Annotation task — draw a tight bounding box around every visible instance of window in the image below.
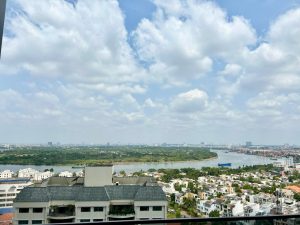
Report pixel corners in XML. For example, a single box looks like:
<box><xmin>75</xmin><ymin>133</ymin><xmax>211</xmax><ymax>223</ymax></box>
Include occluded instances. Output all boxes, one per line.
<box><xmin>33</xmin><ymin>208</ymin><xmax>43</xmax><ymax>213</ymax></box>
<box><xmin>140</xmin><ymin>206</ymin><xmax>149</xmax><ymax>211</ymax></box>
<box><xmin>6</xmin><ymin>203</ymin><xmax>13</xmax><ymax>206</ymax></box>
<box><xmin>153</xmin><ymin>206</ymin><xmax>162</xmax><ymax>211</ymax></box>
<box><xmin>0</xmin><ymin>194</ymin><xmax>6</xmax><ymax>197</ymax></box>
<box><xmin>81</xmin><ymin>207</ymin><xmax>91</xmax><ymax>212</ymax></box>
<box><xmin>93</xmin><ymin>219</ymin><xmax>103</xmax><ymax>222</ymax></box>
<box><xmin>80</xmin><ymin>219</ymin><xmax>90</xmax><ymax>222</ymax></box>
<box><xmin>94</xmin><ymin>207</ymin><xmax>103</xmax><ymax>212</ymax></box>
<box><xmin>32</xmin><ymin>220</ymin><xmax>43</xmax><ymax>224</ymax></box>
<box><xmin>0</xmin><ymin>204</ymin><xmax>5</xmax><ymax>207</ymax></box>
<box><xmin>18</xmin><ymin>221</ymin><xmax>28</xmax><ymax>225</ymax></box>
<box><xmin>7</xmin><ymin>193</ymin><xmax>15</xmax><ymax>196</ymax></box>
<box><xmin>19</xmin><ymin>208</ymin><xmax>29</xmax><ymax>213</ymax></box>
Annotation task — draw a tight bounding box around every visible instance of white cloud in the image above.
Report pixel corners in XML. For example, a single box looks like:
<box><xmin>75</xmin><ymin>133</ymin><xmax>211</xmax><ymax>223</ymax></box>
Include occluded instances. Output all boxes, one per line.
<box><xmin>1</xmin><ymin>0</ymin><xmax>144</xmax><ymax>84</ymax></box>
<box><xmin>219</xmin><ymin>64</ymin><xmax>242</xmax><ymax>77</ymax></box>
<box><xmin>133</xmin><ymin>0</ymin><xmax>256</xmax><ymax>85</ymax></box>
<box><xmin>228</xmin><ymin>8</ymin><xmax>300</xmax><ymax>94</ymax></box>
<box><xmin>171</xmin><ymin>89</ymin><xmax>208</xmax><ymax>113</ymax></box>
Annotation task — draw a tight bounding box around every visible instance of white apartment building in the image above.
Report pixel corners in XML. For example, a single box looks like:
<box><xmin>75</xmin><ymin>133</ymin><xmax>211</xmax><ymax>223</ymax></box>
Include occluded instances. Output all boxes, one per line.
<box><xmin>13</xmin><ymin>165</ymin><xmax>167</xmax><ymax>225</ymax></box>
<box><xmin>58</xmin><ymin>171</ymin><xmax>73</xmax><ymax>177</ymax></box>
<box><xmin>0</xmin><ymin>170</ymin><xmax>14</xmax><ymax>179</ymax></box>
<box><xmin>0</xmin><ymin>178</ymin><xmax>33</xmax><ymax>215</ymax></box>
<box><xmin>34</xmin><ymin>171</ymin><xmax>54</xmax><ymax>181</ymax></box>
<box><xmin>18</xmin><ymin>168</ymin><xmax>53</xmax><ymax>181</ymax></box>
<box><xmin>18</xmin><ymin>168</ymin><xmax>39</xmax><ymax>178</ymax></box>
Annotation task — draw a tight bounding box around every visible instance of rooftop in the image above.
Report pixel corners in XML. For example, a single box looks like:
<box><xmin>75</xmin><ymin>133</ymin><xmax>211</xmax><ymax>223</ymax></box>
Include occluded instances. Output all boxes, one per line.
<box><xmin>15</xmin><ymin>185</ymin><xmax>167</xmax><ymax>203</ymax></box>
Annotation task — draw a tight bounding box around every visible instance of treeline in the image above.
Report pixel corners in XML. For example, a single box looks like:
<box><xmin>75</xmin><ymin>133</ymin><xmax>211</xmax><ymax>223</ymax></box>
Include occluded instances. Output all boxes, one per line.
<box><xmin>0</xmin><ymin>146</ymin><xmax>217</xmax><ymax>165</ymax></box>
<box><xmin>156</xmin><ymin>164</ymin><xmax>275</xmax><ymax>182</ymax></box>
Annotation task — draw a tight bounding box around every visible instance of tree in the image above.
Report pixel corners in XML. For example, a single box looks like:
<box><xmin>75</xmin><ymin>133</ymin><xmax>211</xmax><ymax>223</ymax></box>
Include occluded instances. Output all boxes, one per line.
<box><xmin>119</xmin><ymin>170</ymin><xmax>126</xmax><ymax>176</ymax></box>
<box><xmin>170</xmin><ymin>193</ymin><xmax>175</xmax><ymax>203</ymax></box>
<box><xmin>175</xmin><ymin>210</ymin><xmax>181</xmax><ymax>218</ymax></box>
<box><xmin>294</xmin><ymin>193</ymin><xmax>300</xmax><ymax>202</ymax></box>
<box><xmin>209</xmin><ymin>210</ymin><xmax>220</xmax><ymax>217</ymax></box>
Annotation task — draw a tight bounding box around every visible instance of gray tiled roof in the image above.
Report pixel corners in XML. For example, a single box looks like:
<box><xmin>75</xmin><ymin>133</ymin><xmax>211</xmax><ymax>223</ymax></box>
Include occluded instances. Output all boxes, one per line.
<box><xmin>113</xmin><ymin>177</ymin><xmax>157</xmax><ymax>186</ymax></box>
<box><xmin>77</xmin><ymin>187</ymin><xmax>109</xmax><ymax>201</ymax></box>
<box><xmin>14</xmin><ymin>187</ymin><xmax>49</xmax><ymax>202</ymax></box>
<box><xmin>15</xmin><ymin>185</ymin><xmax>166</xmax><ymax>203</ymax></box>
<box><xmin>47</xmin><ymin>186</ymin><xmax>78</xmax><ymax>201</ymax></box>
<box><xmin>134</xmin><ymin>186</ymin><xmax>167</xmax><ymax>201</ymax></box>
<box><xmin>105</xmin><ymin>185</ymin><xmax>140</xmax><ymax>200</ymax></box>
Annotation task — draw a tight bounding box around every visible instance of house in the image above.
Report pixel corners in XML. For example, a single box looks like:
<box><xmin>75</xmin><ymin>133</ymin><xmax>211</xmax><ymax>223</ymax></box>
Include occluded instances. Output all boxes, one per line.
<box><xmin>197</xmin><ymin>200</ymin><xmax>217</xmax><ymax>216</ymax></box>
<box><xmin>0</xmin><ymin>170</ymin><xmax>14</xmax><ymax>179</ymax></box>
<box><xmin>18</xmin><ymin>168</ymin><xmax>39</xmax><ymax>178</ymax></box>
<box><xmin>223</xmin><ymin>200</ymin><xmax>244</xmax><ymax>217</ymax></box>
<box><xmin>58</xmin><ymin>171</ymin><xmax>73</xmax><ymax>178</ymax></box>
<box><xmin>244</xmin><ymin>203</ymin><xmax>260</xmax><ymax>216</ymax></box>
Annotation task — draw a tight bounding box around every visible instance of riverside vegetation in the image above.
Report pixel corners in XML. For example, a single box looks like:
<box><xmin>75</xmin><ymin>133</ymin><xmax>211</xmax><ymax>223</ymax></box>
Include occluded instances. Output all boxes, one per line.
<box><xmin>0</xmin><ymin>146</ymin><xmax>217</xmax><ymax>165</ymax></box>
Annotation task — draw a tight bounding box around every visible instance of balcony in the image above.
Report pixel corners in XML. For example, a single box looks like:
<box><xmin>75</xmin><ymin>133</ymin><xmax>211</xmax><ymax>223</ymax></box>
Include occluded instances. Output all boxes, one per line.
<box><xmin>43</xmin><ymin>214</ymin><xmax>300</xmax><ymax>225</ymax></box>
<box><xmin>47</xmin><ymin>205</ymin><xmax>75</xmax><ymax>220</ymax></box>
<box><xmin>108</xmin><ymin>205</ymin><xmax>135</xmax><ymax>220</ymax></box>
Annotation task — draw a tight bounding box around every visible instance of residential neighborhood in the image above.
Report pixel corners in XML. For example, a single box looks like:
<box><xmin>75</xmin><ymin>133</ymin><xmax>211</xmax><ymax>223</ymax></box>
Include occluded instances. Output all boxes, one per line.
<box><xmin>153</xmin><ymin>162</ymin><xmax>300</xmax><ymax>218</ymax></box>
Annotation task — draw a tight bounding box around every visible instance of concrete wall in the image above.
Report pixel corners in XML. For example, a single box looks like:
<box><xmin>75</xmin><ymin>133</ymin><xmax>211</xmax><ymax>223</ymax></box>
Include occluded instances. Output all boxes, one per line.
<box><xmin>13</xmin><ymin>202</ymin><xmax>48</xmax><ymax>225</ymax></box>
<box><xmin>134</xmin><ymin>201</ymin><xmax>167</xmax><ymax>220</ymax></box>
<box><xmin>75</xmin><ymin>201</ymin><xmax>109</xmax><ymax>222</ymax></box>
<box><xmin>84</xmin><ymin>166</ymin><xmax>113</xmax><ymax>187</ymax></box>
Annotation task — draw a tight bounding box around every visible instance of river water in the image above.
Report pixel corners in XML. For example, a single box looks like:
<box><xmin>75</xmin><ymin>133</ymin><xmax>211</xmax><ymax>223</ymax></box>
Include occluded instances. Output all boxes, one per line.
<box><xmin>0</xmin><ymin>150</ymin><xmax>272</xmax><ymax>173</ymax></box>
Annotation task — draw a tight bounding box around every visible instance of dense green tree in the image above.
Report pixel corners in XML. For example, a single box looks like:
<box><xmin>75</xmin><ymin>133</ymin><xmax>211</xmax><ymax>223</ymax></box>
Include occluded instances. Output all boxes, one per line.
<box><xmin>209</xmin><ymin>210</ymin><xmax>220</xmax><ymax>217</ymax></box>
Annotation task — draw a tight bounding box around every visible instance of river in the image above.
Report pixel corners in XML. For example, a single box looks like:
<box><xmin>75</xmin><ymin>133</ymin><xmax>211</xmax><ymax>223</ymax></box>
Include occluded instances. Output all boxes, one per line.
<box><xmin>0</xmin><ymin>150</ymin><xmax>272</xmax><ymax>173</ymax></box>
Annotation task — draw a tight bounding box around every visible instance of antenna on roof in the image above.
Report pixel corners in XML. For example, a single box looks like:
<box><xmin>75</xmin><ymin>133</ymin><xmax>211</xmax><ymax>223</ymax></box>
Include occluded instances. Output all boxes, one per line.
<box><xmin>0</xmin><ymin>0</ymin><xmax>7</xmax><ymax>59</ymax></box>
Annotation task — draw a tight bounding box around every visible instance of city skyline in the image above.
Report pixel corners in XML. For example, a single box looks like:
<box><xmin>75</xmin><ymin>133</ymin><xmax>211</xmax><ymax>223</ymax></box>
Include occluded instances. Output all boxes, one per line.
<box><xmin>1</xmin><ymin>0</ymin><xmax>300</xmax><ymax>144</ymax></box>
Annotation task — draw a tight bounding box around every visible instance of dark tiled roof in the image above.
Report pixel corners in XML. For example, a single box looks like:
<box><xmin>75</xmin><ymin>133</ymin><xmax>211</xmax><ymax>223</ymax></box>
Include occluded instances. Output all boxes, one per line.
<box><xmin>77</xmin><ymin>187</ymin><xmax>109</xmax><ymax>201</ymax></box>
<box><xmin>14</xmin><ymin>187</ymin><xmax>49</xmax><ymax>202</ymax></box>
<box><xmin>113</xmin><ymin>177</ymin><xmax>157</xmax><ymax>186</ymax></box>
<box><xmin>134</xmin><ymin>186</ymin><xmax>167</xmax><ymax>201</ymax></box>
<box><xmin>15</xmin><ymin>185</ymin><xmax>166</xmax><ymax>203</ymax></box>
<box><xmin>47</xmin><ymin>186</ymin><xmax>78</xmax><ymax>201</ymax></box>
<box><xmin>105</xmin><ymin>185</ymin><xmax>140</xmax><ymax>200</ymax></box>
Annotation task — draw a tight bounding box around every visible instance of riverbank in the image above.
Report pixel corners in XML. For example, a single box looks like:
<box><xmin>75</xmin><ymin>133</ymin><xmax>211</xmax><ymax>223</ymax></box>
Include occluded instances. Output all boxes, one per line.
<box><xmin>0</xmin><ymin>146</ymin><xmax>217</xmax><ymax>166</ymax></box>
<box><xmin>0</xmin><ymin>150</ymin><xmax>273</xmax><ymax>173</ymax></box>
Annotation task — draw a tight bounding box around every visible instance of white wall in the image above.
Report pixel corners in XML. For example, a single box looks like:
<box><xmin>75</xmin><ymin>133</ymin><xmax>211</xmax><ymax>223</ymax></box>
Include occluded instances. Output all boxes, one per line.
<box><xmin>84</xmin><ymin>166</ymin><xmax>113</xmax><ymax>187</ymax></box>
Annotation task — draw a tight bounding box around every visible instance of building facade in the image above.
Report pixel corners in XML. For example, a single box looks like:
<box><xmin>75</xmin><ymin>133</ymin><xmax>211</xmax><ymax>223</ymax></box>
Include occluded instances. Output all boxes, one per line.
<box><xmin>13</xmin><ymin>166</ymin><xmax>167</xmax><ymax>224</ymax></box>
<box><xmin>0</xmin><ymin>178</ymin><xmax>32</xmax><ymax>215</ymax></box>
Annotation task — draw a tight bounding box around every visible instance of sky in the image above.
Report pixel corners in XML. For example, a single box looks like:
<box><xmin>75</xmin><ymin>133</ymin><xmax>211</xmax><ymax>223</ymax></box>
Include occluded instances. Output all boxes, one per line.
<box><xmin>1</xmin><ymin>0</ymin><xmax>300</xmax><ymax>145</ymax></box>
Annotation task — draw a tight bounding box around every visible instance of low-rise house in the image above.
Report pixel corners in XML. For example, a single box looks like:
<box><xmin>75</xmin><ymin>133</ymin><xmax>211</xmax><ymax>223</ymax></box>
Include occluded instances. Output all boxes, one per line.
<box><xmin>59</xmin><ymin>171</ymin><xmax>73</xmax><ymax>178</ymax></box>
<box><xmin>175</xmin><ymin>193</ymin><xmax>184</xmax><ymax>205</ymax></box>
<box><xmin>0</xmin><ymin>170</ymin><xmax>14</xmax><ymax>179</ymax></box>
<box><xmin>198</xmin><ymin>191</ymin><xmax>208</xmax><ymax>200</ymax></box>
<box><xmin>18</xmin><ymin>168</ymin><xmax>39</xmax><ymax>178</ymax></box>
<box><xmin>244</xmin><ymin>203</ymin><xmax>260</xmax><ymax>216</ymax></box>
<box><xmin>34</xmin><ymin>171</ymin><xmax>54</xmax><ymax>181</ymax></box>
<box><xmin>197</xmin><ymin>200</ymin><xmax>217</xmax><ymax>216</ymax></box>
<box><xmin>256</xmin><ymin>203</ymin><xmax>275</xmax><ymax>215</ymax></box>
<box><xmin>223</xmin><ymin>200</ymin><xmax>244</xmax><ymax>217</ymax></box>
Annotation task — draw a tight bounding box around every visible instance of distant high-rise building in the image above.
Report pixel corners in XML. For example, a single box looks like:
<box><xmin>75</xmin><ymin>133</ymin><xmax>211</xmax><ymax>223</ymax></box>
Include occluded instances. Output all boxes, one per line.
<box><xmin>245</xmin><ymin>141</ymin><xmax>252</xmax><ymax>147</ymax></box>
<box><xmin>47</xmin><ymin>142</ymin><xmax>53</xmax><ymax>146</ymax></box>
